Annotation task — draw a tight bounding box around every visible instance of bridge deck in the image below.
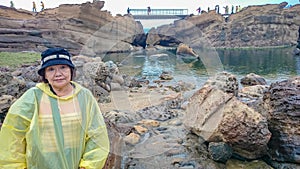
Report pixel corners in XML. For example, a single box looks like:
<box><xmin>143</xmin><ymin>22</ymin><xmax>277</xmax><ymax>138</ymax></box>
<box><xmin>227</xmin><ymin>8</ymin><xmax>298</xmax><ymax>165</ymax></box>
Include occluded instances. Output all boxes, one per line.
<box><xmin>130</xmin><ymin>8</ymin><xmax>188</xmax><ymax>15</ymax></box>
<box><xmin>133</xmin><ymin>15</ymin><xmax>188</xmax><ymax>20</ymax></box>
<box><xmin>130</xmin><ymin>8</ymin><xmax>230</xmax><ymax>20</ymax></box>
<box><xmin>130</xmin><ymin>8</ymin><xmax>189</xmax><ymax>19</ymax></box>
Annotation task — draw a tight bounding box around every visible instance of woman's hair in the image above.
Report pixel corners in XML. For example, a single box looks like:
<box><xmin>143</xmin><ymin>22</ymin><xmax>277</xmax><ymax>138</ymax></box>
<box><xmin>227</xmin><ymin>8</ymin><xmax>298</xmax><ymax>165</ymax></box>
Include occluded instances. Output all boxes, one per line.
<box><xmin>40</xmin><ymin>66</ymin><xmax>76</xmax><ymax>83</ymax></box>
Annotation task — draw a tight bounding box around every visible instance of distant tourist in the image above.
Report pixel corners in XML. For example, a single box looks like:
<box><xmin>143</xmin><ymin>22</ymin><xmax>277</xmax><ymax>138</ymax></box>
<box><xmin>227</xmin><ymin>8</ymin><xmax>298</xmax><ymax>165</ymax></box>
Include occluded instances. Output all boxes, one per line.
<box><xmin>41</xmin><ymin>1</ymin><xmax>44</xmax><ymax>11</ymax></box>
<box><xmin>127</xmin><ymin>7</ymin><xmax>130</xmax><ymax>14</ymax></box>
<box><xmin>231</xmin><ymin>5</ymin><xmax>234</xmax><ymax>14</ymax></box>
<box><xmin>147</xmin><ymin>6</ymin><xmax>151</xmax><ymax>15</ymax></box>
<box><xmin>215</xmin><ymin>5</ymin><xmax>220</xmax><ymax>14</ymax></box>
<box><xmin>223</xmin><ymin>5</ymin><xmax>229</xmax><ymax>14</ymax></box>
<box><xmin>236</xmin><ymin>5</ymin><xmax>239</xmax><ymax>13</ymax></box>
<box><xmin>196</xmin><ymin>7</ymin><xmax>201</xmax><ymax>15</ymax></box>
<box><xmin>10</xmin><ymin>1</ymin><xmax>14</xmax><ymax>8</ymax></box>
<box><xmin>32</xmin><ymin>1</ymin><xmax>37</xmax><ymax>12</ymax></box>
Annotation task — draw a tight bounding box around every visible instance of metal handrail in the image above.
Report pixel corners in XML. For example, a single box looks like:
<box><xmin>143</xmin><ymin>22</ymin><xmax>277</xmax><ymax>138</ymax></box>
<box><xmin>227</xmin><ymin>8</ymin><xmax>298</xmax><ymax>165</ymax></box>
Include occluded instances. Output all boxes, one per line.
<box><xmin>129</xmin><ymin>9</ymin><xmax>189</xmax><ymax>15</ymax></box>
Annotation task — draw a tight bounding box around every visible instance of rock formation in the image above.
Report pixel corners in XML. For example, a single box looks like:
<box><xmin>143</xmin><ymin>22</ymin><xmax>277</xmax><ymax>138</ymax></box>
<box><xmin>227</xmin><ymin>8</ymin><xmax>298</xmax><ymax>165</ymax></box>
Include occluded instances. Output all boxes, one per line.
<box><xmin>265</xmin><ymin>77</ymin><xmax>300</xmax><ymax>163</ymax></box>
<box><xmin>184</xmin><ymin>79</ymin><xmax>271</xmax><ymax>159</ymax></box>
<box><xmin>0</xmin><ymin>1</ymin><xmax>145</xmax><ymax>55</ymax></box>
<box><xmin>147</xmin><ymin>2</ymin><xmax>300</xmax><ymax>51</ymax></box>
<box><xmin>0</xmin><ymin>2</ymin><xmax>299</xmax><ymax>55</ymax></box>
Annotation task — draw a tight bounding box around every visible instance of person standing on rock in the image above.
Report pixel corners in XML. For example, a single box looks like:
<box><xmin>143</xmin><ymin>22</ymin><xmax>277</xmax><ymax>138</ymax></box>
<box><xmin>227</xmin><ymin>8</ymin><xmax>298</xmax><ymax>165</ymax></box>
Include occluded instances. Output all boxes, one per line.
<box><xmin>10</xmin><ymin>1</ymin><xmax>14</xmax><ymax>8</ymax></box>
<box><xmin>0</xmin><ymin>47</ymin><xmax>110</xmax><ymax>169</ymax></box>
<box><xmin>196</xmin><ymin>7</ymin><xmax>201</xmax><ymax>15</ymax></box>
<box><xmin>41</xmin><ymin>1</ymin><xmax>44</xmax><ymax>11</ymax></box>
<box><xmin>147</xmin><ymin>6</ymin><xmax>151</xmax><ymax>15</ymax></box>
<box><xmin>127</xmin><ymin>7</ymin><xmax>131</xmax><ymax>14</ymax></box>
<box><xmin>32</xmin><ymin>1</ymin><xmax>37</xmax><ymax>12</ymax></box>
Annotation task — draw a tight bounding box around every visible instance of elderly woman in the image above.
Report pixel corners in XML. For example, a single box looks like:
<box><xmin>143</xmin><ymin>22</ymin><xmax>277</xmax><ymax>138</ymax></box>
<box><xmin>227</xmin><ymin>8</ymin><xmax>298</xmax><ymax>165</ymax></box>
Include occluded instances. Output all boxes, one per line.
<box><xmin>0</xmin><ymin>47</ymin><xmax>110</xmax><ymax>169</ymax></box>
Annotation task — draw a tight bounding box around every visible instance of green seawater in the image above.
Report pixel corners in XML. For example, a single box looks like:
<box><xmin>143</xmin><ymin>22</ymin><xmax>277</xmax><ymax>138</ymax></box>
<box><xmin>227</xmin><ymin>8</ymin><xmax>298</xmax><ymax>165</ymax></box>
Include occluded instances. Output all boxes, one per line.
<box><xmin>102</xmin><ymin>47</ymin><xmax>299</xmax><ymax>86</ymax></box>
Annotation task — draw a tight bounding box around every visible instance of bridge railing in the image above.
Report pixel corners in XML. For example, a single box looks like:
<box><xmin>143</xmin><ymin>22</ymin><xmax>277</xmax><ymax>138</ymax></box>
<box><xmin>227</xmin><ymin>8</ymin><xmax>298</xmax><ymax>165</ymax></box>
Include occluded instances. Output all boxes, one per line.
<box><xmin>129</xmin><ymin>9</ymin><xmax>189</xmax><ymax>15</ymax></box>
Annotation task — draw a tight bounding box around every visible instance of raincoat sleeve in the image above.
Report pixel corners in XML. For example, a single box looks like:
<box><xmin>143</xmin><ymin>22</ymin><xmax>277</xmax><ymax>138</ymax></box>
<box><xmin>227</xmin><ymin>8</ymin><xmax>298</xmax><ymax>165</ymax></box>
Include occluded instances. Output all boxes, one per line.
<box><xmin>79</xmin><ymin>91</ymin><xmax>110</xmax><ymax>169</ymax></box>
<box><xmin>0</xmin><ymin>88</ymin><xmax>37</xmax><ymax>169</ymax></box>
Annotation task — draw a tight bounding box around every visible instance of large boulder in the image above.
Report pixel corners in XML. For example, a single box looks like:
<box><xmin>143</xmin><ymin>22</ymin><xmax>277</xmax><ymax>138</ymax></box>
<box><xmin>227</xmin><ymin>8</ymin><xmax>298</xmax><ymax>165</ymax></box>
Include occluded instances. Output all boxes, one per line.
<box><xmin>184</xmin><ymin>85</ymin><xmax>271</xmax><ymax>159</ymax></box>
<box><xmin>240</xmin><ymin>73</ymin><xmax>267</xmax><ymax>86</ymax></box>
<box><xmin>265</xmin><ymin>76</ymin><xmax>300</xmax><ymax>163</ymax></box>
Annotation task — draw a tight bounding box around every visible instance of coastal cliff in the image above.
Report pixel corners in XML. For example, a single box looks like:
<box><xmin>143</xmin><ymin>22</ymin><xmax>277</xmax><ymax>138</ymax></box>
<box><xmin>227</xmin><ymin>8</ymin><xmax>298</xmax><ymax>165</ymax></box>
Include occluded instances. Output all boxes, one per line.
<box><xmin>0</xmin><ymin>2</ymin><xmax>299</xmax><ymax>55</ymax></box>
<box><xmin>147</xmin><ymin>2</ymin><xmax>300</xmax><ymax>49</ymax></box>
<box><xmin>0</xmin><ymin>1</ymin><xmax>145</xmax><ymax>55</ymax></box>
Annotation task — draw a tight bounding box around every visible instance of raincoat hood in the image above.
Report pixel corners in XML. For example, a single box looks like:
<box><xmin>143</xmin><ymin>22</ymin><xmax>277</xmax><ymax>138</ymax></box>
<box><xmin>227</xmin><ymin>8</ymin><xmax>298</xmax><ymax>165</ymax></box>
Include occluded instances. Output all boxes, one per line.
<box><xmin>36</xmin><ymin>81</ymin><xmax>81</xmax><ymax>100</ymax></box>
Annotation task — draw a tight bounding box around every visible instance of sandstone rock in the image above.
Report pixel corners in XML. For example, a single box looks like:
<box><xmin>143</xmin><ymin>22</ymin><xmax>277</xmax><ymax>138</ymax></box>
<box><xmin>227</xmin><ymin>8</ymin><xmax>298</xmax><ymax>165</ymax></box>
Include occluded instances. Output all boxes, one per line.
<box><xmin>124</xmin><ymin>132</ymin><xmax>140</xmax><ymax>145</ymax></box>
<box><xmin>138</xmin><ymin>119</ymin><xmax>160</xmax><ymax>127</ymax></box>
<box><xmin>239</xmin><ymin>85</ymin><xmax>269</xmax><ymax>99</ymax></box>
<box><xmin>265</xmin><ymin>76</ymin><xmax>300</xmax><ymax>163</ymax></box>
<box><xmin>185</xmin><ymin>85</ymin><xmax>271</xmax><ymax>159</ymax></box>
<box><xmin>240</xmin><ymin>73</ymin><xmax>267</xmax><ymax>86</ymax></box>
<box><xmin>134</xmin><ymin>125</ymin><xmax>148</xmax><ymax>135</ymax></box>
<box><xmin>204</xmin><ymin>72</ymin><xmax>239</xmax><ymax>96</ymax></box>
<box><xmin>0</xmin><ymin>2</ymin><xmax>144</xmax><ymax>54</ymax></box>
<box><xmin>147</xmin><ymin>3</ymin><xmax>300</xmax><ymax>49</ymax></box>
<box><xmin>176</xmin><ymin>43</ymin><xmax>198</xmax><ymax>57</ymax></box>
<box><xmin>104</xmin><ymin>110</ymin><xmax>139</xmax><ymax>123</ymax></box>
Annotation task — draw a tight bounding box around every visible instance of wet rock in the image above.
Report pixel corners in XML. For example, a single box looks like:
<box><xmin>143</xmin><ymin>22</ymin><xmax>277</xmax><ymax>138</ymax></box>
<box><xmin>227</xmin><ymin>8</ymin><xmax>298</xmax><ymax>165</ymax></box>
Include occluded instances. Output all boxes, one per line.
<box><xmin>265</xmin><ymin>77</ymin><xmax>300</xmax><ymax>163</ymax></box>
<box><xmin>204</xmin><ymin>72</ymin><xmax>238</xmax><ymax>96</ymax></box>
<box><xmin>185</xmin><ymin>85</ymin><xmax>271</xmax><ymax>159</ymax></box>
<box><xmin>294</xmin><ymin>48</ymin><xmax>300</xmax><ymax>55</ymax></box>
<box><xmin>168</xmin><ymin>80</ymin><xmax>196</xmax><ymax>93</ymax></box>
<box><xmin>159</xmin><ymin>71</ymin><xmax>173</xmax><ymax>80</ymax></box>
<box><xmin>226</xmin><ymin>159</ymin><xmax>273</xmax><ymax>169</ymax></box>
<box><xmin>176</xmin><ymin>43</ymin><xmax>199</xmax><ymax>57</ymax></box>
<box><xmin>208</xmin><ymin>142</ymin><xmax>232</xmax><ymax>163</ymax></box>
<box><xmin>137</xmin><ymin>105</ymin><xmax>178</xmax><ymax>121</ymax></box>
<box><xmin>240</xmin><ymin>73</ymin><xmax>267</xmax><ymax>86</ymax></box>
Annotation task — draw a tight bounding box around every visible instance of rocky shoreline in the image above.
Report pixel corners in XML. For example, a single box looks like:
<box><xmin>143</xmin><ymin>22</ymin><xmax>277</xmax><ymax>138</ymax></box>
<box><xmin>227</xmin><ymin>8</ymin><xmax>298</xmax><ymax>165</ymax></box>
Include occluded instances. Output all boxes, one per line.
<box><xmin>0</xmin><ymin>55</ymin><xmax>299</xmax><ymax>169</ymax></box>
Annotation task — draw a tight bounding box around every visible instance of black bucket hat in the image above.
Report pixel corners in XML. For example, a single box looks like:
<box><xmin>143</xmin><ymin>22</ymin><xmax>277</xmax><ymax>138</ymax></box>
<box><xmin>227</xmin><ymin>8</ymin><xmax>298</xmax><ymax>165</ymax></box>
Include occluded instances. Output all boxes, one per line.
<box><xmin>38</xmin><ymin>47</ymin><xmax>75</xmax><ymax>76</ymax></box>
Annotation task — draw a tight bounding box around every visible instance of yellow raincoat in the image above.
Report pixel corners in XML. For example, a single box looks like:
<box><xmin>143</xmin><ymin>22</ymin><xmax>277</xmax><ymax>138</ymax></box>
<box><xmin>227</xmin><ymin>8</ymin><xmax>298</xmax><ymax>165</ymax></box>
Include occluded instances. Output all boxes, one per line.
<box><xmin>0</xmin><ymin>82</ymin><xmax>109</xmax><ymax>169</ymax></box>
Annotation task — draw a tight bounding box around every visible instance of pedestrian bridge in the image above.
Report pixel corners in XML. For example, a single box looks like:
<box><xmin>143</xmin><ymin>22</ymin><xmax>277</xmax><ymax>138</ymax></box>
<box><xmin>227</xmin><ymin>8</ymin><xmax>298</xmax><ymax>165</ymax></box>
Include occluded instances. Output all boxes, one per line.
<box><xmin>130</xmin><ymin>9</ymin><xmax>189</xmax><ymax>19</ymax></box>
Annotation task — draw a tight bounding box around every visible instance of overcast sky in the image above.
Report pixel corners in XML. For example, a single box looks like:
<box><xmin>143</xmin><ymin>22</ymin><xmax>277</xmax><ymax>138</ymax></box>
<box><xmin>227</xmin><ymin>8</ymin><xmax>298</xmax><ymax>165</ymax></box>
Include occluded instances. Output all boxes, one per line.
<box><xmin>0</xmin><ymin>0</ymin><xmax>298</xmax><ymax>15</ymax></box>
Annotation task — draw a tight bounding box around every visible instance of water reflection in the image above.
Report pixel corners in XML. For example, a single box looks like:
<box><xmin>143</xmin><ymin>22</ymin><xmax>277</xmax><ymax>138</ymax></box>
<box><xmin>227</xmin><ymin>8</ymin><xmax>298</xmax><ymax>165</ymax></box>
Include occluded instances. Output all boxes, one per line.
<box><xmin>216</xmin><ymin>48</ymin><xmax>297</xmax><ymax>76</ymax></box>
<box><xmin>102</xmin><ymin>47</ymin><xmax>299</xmax><ymax>85</ymax></box>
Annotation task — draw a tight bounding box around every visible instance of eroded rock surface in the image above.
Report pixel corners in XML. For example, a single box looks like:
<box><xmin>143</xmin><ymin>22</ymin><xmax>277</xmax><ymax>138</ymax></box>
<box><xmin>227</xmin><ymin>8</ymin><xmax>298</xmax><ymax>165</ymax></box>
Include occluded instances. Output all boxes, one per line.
<box><xmin>265</xmin><ymin>77</ymin><xmax>300</xmax><ymax>163</ymax></box>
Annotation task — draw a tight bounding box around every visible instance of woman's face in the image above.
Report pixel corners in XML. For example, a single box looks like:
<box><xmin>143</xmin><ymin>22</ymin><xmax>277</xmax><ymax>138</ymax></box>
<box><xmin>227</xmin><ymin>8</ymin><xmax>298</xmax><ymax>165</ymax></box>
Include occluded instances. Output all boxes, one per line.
<box><xmin>45</xmin><ymin>64</ymin><xmax>71</xmax><ymax>90</ymax></box>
